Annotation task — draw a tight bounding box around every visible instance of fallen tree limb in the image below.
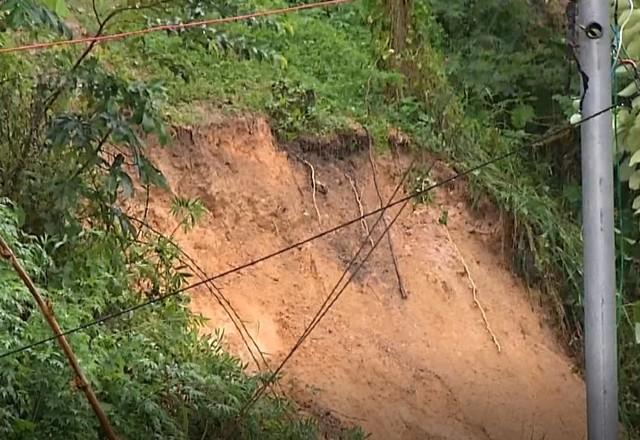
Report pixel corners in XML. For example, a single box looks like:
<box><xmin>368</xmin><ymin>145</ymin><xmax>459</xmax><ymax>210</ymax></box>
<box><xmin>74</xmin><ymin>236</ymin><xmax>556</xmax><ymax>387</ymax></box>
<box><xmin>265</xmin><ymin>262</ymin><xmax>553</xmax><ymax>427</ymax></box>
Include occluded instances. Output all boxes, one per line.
<box><xmin>366</xmin><ymin>131</ymin><xmax>408</xmax><ymax>299</ymax></box>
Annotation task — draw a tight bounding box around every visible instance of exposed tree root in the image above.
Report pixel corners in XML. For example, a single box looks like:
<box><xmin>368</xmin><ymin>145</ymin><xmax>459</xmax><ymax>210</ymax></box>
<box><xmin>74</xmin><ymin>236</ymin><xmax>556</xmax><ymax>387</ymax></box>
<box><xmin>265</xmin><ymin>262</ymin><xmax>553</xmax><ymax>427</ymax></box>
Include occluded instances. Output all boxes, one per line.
<box><xmin>301</xmin><ymin>158</ymin><xmax>322</xmax><ymax>224</ymax></box>
<box><xmin>444</xmin><ymin>226</ymin><xmax>502</xmax><ymax>353</ymax></box>
<box><xmin>345</xmin><ymin>172</ymin><xmax>375</xmax><ymax>248</ymax></box>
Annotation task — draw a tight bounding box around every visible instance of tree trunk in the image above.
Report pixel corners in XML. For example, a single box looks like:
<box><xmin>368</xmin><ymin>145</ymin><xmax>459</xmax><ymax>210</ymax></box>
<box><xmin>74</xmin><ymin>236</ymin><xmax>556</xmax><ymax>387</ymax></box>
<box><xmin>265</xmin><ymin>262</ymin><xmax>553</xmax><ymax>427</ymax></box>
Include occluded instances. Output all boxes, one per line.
<box><xmin>386</xmin><ymin>0</ymin><xmax>412</xmax><ymax>53</ymax></box>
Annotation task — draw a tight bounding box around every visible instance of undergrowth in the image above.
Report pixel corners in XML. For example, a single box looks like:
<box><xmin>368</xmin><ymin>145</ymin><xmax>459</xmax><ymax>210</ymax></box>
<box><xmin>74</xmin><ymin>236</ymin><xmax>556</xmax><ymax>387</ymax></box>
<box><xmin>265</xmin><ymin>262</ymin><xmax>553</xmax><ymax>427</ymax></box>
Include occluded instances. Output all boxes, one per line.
<box><xmin>0</xmin><ymin>199</ymin><xmax>320</xmax><ymax>439</ymax></box>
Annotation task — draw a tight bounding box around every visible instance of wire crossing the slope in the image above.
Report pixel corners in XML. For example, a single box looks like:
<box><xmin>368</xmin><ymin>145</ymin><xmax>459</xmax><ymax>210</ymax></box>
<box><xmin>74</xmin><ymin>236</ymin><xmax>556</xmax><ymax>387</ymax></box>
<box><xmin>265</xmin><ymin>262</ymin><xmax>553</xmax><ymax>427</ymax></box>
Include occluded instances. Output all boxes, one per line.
<box><xmin>235</xmin><ymin>159</ymin><xmax>428</xmax><ymax>421</ymax></box>
<box><xmin>0</xmin><ymin>0</ymin><xmax>353</xmax><ymax>55</ymax></box>
<box><xmin>0</xmin><ymin>102</ymin><xmax>618</xmax><ymax>361</ymax></box>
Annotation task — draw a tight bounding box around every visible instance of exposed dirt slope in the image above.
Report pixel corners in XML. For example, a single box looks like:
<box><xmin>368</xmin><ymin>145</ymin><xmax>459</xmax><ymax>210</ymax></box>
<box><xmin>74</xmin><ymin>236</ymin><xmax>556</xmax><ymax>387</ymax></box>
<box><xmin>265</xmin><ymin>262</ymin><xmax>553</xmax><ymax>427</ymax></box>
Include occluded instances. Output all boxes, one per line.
<box><xmin>128</xmin><ymin>115</ymin><xmax>586</xmax><ymax>440</ymax></box>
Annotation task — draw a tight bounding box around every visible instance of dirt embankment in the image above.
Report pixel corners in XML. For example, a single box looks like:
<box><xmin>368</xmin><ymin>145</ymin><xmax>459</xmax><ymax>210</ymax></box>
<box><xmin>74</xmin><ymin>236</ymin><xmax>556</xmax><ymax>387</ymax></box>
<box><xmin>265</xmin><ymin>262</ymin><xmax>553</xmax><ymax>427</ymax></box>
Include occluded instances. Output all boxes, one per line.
<box><xmin>127</xmin><ymin>114</ymin><xmax>586</xmax><ymax>440</ymax></box>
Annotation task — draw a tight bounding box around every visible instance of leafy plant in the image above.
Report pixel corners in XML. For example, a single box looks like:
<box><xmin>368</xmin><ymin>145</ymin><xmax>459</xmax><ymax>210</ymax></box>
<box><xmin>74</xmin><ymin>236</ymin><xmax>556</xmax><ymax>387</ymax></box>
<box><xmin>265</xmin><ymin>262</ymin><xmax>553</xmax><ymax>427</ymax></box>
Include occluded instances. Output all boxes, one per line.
<box><xmin>0</xmin><ymin>199</ymin><xmax>319</xmax><ymax>439</ymax></box>
<box><xmin>266</xmin><ymin>79</ymin><xmax>317</xmax><ymax>137</ymax></box>
<box><xmin>4</xmin><ymin>0</ymin><xmax>640</xmax><ymax>436</ymax></box>
<box><xmin>0</xmin><ymin>0</ymin><xmax>71</xmax><ymax>36</ymax></box>
<box><xmin>170</xmin><ymin>196</ymin><xmax>208</xmax><ymax>235</ymax></box>
<box><xmin>408</xmin><ymin>167</ymin><xmax>435</xmax><ymax>205</ymax></box>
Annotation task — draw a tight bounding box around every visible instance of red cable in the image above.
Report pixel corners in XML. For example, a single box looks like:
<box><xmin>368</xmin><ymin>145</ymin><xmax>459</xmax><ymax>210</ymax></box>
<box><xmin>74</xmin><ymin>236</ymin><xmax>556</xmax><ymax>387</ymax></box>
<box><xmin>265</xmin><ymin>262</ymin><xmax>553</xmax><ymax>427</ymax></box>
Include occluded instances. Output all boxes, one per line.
<box><xmin>619</xmin><ymin>58</ymin><xmax>638</xmax><ymax>68</ymax></box>
<box><xmin>0</xmin><ymin>0</ymin><xmax>351</xmax><ymax>55</ymax></box>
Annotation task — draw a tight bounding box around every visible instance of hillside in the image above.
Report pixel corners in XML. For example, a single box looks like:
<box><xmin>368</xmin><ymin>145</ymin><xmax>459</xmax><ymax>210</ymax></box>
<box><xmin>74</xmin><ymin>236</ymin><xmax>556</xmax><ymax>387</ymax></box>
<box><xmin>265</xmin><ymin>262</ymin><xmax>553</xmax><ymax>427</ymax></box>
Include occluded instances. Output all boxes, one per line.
<box><xmin>126</xmin><ymin>114</ymin><xmax>587</xmax><ymax>439</ymax></box>
<box><xmin>0</xmin><ymin>0</ymin><xmax>639</xmax><ymax>439</ymax></box>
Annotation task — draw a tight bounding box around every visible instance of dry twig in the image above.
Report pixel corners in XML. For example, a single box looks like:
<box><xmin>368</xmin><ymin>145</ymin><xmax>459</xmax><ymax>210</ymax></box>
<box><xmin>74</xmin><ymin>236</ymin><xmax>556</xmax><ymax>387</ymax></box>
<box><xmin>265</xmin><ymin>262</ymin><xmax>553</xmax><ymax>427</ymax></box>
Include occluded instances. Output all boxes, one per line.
<box><xmin>443</xmin><ymin>226</ymin><xmax>502</xmax><ymax>353</ymax></box>
<box><xmin>366</xmin><ymin>132</ymin><xmax>408</xmax><ymax>299</ymax></box>
<box><xmin>299</xmin><ymin>157</ymin><xmax>322</xmax><ymax>224</ymax></box>
<box><xmin>345</xmin><ymin>172</ymin><xmax>375</xmax><ymax>247</ymax></box>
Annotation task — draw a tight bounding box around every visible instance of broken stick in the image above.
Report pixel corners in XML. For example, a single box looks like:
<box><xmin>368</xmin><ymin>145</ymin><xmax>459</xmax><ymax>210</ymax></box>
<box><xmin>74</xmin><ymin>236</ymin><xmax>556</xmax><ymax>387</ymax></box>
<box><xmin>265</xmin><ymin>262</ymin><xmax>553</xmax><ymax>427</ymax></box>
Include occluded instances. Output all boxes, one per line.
<box><xmin>366</xmin><ymin>131</ymin><xmax>408</xmax><ymax>299</ymax></box>
<box><xmin>345</xmin><ymin>172</ymin><xmax>375</xmax><ymax>248</ymax></box>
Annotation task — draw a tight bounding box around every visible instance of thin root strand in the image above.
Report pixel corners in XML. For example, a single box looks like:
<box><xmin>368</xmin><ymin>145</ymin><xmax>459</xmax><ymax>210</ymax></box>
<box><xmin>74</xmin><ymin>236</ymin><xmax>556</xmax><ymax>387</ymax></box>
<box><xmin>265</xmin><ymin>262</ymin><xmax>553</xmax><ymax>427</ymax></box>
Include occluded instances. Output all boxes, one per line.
<box><xmin>346</xmin><ymin>172</ymin><xmax>375</xmax><ymax>248</ymax></box>
<box><xmin>444</xmin><ymin>226</ymin><xmax>502</xmax><ymax>353</ymax></box>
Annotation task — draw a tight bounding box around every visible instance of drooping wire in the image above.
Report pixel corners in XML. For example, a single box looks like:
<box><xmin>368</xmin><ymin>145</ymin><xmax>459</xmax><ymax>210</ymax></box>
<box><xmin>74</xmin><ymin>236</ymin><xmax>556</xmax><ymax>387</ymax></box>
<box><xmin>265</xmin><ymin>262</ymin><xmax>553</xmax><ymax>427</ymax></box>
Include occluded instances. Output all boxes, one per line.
<box><xmin>128</xmin><ymin>217</ymin><xmax>286</xmax><ymax>399</ymax></box>
<box><xmin>0</xmin><ymin>0</ymin><xmax>352</xmax><ymax>55</ymax></box>
<box><xmin>0</xmin><ymin>101</ymin><xmax>623</xmax><ymax>362</ymax></box>
<box><xmin>234</xmin><ymin>159</ymin><xmax>420</xmax><ymax>421</ymax></box>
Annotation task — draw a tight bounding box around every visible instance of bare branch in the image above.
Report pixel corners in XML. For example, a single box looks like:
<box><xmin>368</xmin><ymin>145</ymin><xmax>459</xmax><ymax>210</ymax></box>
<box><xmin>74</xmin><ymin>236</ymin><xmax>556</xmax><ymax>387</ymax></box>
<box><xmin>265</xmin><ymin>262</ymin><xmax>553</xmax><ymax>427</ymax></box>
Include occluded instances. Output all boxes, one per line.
<box><xmin>92</xmin><ymin>0</ymin><xmax>103</xmax><ymax>27</ymax></box>
<box><xmin>366</xmin><ymin>129</ymin><xmax>408</xmax><ymax>299</ymax></box>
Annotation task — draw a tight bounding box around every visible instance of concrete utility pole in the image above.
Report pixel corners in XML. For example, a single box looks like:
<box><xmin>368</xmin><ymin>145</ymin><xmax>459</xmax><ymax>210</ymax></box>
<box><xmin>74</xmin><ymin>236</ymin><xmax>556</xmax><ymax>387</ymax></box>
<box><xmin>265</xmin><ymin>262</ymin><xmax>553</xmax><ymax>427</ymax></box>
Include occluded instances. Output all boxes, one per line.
<box><xmin>578</xmin><ymin>0</ymin><xmax>618</xmax><ymax>438</ymax></box>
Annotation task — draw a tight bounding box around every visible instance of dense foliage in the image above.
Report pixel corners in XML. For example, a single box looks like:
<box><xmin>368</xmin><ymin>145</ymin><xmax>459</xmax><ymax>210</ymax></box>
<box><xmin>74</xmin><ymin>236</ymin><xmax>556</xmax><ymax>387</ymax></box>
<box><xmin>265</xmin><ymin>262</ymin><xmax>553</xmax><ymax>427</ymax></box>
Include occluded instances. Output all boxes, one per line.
<box><xmin>0</xmin><ymin>199</ymin><xmax>320</xmax><ymax>439</ymax></box>
<box><xmin>1</xmin><ymin>0</ymin><xmax>640</xmax><ymax>437</ymax></box>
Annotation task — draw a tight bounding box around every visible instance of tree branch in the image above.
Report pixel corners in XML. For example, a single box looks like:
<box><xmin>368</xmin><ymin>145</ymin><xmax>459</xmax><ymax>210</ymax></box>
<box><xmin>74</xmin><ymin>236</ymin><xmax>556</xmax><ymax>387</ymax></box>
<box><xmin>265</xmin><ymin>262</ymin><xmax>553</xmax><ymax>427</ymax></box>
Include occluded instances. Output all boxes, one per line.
<box><xmin>365</xmin><ymin>128</ymin><xmax>408</xmax><ymax>299</ymax></box>
<box><xmin>46</xmin><ymin>0</ymin><xmax>175</xmax><ymax>112</ymax></box>
<box><xmin>92</xmin><ymin>0</ymin><xmax>103</xmax><ymax>28</ymax></box>
<box><xmin>68</xmin><ymin>129</ymin><xmax>113</xmax><ymax>183</ymax></box>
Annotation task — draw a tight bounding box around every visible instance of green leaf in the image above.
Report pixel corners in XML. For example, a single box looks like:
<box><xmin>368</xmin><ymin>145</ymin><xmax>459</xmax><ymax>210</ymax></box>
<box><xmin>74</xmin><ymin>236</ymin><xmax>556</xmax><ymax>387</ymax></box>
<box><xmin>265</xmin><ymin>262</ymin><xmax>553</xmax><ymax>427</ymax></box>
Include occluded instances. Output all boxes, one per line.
<box><xmin>630</xmin><ymin>170</ymin><xmax>640</xmax><ymax>190</ymax></box>
<box><xmin>625</xmin><ymin>126</ymin><xmax>640</xmax><ymax>153</ymax></box>
<box><xmin>42</xmin><ymin>0</ymin><xmax>68</xmax><ymax>17</ymax></box>
<box><xmin>630</xmin><ymin>149</ymin><xmax>640</xmax><ymax>167</ymax></box>
<box><xmin>12</xmin><ymin>419</ymin><xmax>36</xmax><ymax>433</ymax></box>
<box><xmin>510</xmin><ymin>103</ymin><xmax>535</xmax><ymax>129</ymax></box>
<box><xmin>119</xmin><ymin>172</ymin><xmax>134</xmax><ymax>198</ymax></box>
<box><xmin>634</xmin><ymin>300</ymin><xmax>640</xmax><ymax>324</ymax></box>
<box><xmin>273</xmin><ymin>54</ymin><xmax>288</xmax><ymax>69</ymax></box>
<box><xmin>633</xmin><ymin>195</ymin><xmax>640</xmax><ymax>211</ymax></box>
<box><xmin>157</xmin><ymin>123</ymin><xmax>169</xmax><ymax>146</ymax></box>
<box><xmin>141</xmin><ymin>112</ymin><xmax>155</xmax><ymax>134</ymax></box>
<box><xmin>619</xmin><ymin>157</ymin><xmax>634</xmax><ymax>182</ymax></box>
<box><xmin>138</xmin><ymin>156</ymin><xmax>168</xmax><ymax>189</ymax></box>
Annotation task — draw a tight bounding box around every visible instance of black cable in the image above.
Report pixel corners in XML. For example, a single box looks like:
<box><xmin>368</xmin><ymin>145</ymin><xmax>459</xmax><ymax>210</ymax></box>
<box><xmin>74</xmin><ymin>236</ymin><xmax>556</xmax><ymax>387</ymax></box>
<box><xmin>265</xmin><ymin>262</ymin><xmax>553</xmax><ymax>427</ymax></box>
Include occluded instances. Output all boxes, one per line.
<box><xmin>238</xmin><ymin>103</ymin><xmax>620</xmax><ymax>415</ymax></box>
<box><xmin>0</xmin><ymin>102</ymin><xmax>617</xmax><ymax>360</ymax></box>
<box><xmin>129</xmin><ymin>218</ymin><xmax>273</xmax><ymax>371</ymax></box>
<box><xmin>128</xmin><ymin>218</ymin><xmax>288</xmax><ymax>402</ymax></box>
<box><xmin>238</xmin><ymin>160</ymin><xmax>428</xmax><ymax>417</ymax></box>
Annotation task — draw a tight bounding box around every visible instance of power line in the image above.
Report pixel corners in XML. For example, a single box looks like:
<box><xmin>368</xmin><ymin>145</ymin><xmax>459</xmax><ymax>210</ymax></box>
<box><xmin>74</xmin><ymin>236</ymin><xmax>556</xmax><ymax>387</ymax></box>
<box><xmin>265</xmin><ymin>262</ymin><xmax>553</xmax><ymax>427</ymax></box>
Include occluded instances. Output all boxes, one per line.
<box><xmin>237</xmin><ymin>159</ymin><xmax>427</xmax><ymax>418</ymax></box>
<box><xmin>0</xmin><ymin>102</ymin><xmax>617</xmax><ymax>361</ymax></box>
<box><xmin>243</xmin><ymin>177</ymin><xmax>418</xmax><ymax>417</ymax></box>
<box><xmin>0</xmin><ymin>0</ymin><xmax>352</xmax><ymax>55</ymax></box>
<box><xmin>240</xmin><ymin>104</ymin><xmax>620</xmax><ymax>415</ymax></box>
<box><xmin>129</xmin><ymin>218</ymin><xmax>271</xmax><ymax>370</ymax></box>
<box><xmin>128</xmin><ymin>217</ymin><xmax>288</xmax><ymax>401</ymax></box>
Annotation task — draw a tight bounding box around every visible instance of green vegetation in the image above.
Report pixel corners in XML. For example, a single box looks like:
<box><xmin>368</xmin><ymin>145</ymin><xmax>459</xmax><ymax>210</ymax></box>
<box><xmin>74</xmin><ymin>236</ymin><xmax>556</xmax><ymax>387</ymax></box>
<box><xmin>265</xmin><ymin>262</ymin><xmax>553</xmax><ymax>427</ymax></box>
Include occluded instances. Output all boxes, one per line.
<box><xmin>0</xmin><ymin>200</ymin><xmax>320</xmax><ymax>438</ymax></box>
<box><xmin>1</xmin><ymin>0</ymin><xmax>640</xmax><ymax>437</ymax></box>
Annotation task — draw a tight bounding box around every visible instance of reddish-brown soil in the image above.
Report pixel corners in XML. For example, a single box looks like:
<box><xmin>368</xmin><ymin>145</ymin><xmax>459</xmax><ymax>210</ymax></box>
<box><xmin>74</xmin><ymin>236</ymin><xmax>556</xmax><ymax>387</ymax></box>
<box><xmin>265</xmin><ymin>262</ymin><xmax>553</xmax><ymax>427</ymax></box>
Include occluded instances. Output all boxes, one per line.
<box><xmin>127</xmin><ymin>114</ymin><xmax>586</xmax><ymax>440</ymax></box>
